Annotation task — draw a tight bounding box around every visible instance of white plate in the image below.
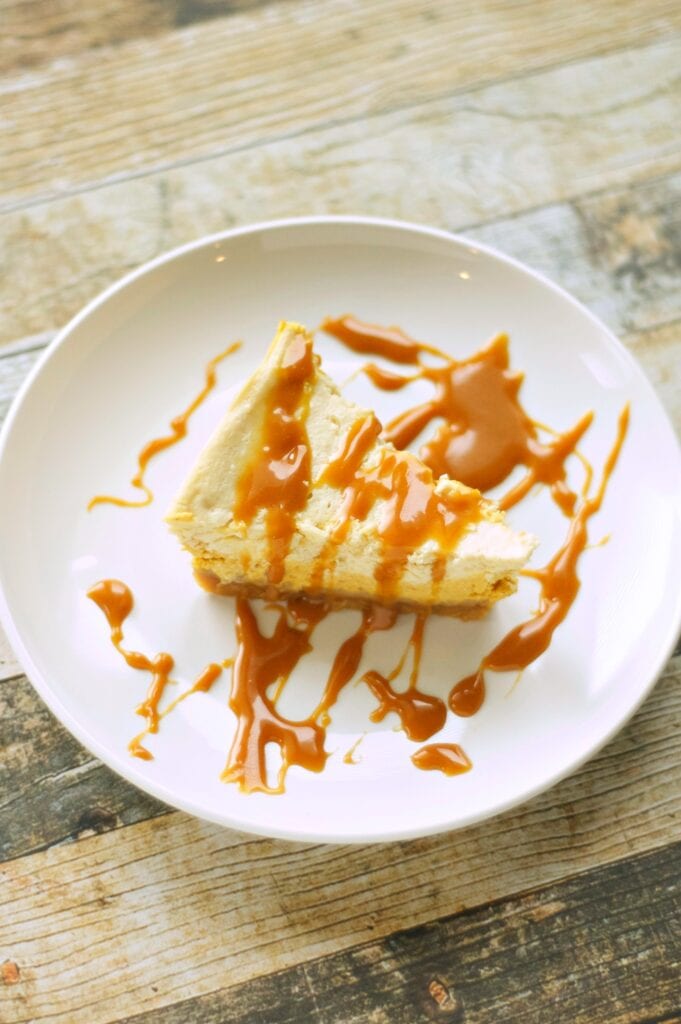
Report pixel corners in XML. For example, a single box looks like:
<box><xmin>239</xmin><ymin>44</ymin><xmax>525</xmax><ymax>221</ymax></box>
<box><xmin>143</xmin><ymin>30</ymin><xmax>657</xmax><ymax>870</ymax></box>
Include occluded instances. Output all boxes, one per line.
<box><xmin>1</xmin><ymin>217</ymin><xmax>680</xmax><ymax>843</ymax></box>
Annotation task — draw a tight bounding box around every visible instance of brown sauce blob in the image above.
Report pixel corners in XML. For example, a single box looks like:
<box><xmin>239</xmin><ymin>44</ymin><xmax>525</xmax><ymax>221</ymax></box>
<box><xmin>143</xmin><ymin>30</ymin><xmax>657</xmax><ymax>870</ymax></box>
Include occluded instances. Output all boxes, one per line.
<box><xmin>449</xmin><ymin>405</ymin><xmax>630</xmax><ymax>716</ymax></box>
<box><xmin>233</xmin><ymin>333</ymin><xmax>315</xmax><ymax>586</ymax></box>
<box><xmin>88</xmin><ymin>341</ymin><xmax>241</xmax><ymax>510</ymax></box>
<box><xmin>411</xmin><ymin>743</ymin><xmax>472</xmax><ymax>776</ymax></box>
<box><xmin>321</xmin><ymin>315</ymin><xmax>440</xmax><ymax>364</ymax></box>
<box><xmin>323</xmin><ymin>317</ymin><xmax>591</xmax><ymax>517</ymax></box>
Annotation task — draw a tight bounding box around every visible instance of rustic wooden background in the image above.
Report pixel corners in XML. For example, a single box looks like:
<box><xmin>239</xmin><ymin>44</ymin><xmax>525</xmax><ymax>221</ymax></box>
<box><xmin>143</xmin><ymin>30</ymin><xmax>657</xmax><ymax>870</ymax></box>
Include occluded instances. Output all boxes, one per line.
<box><xmin>1</xmin><ymin>2</ymin><xmax>681</xmax><ymax>1022</ymax></box>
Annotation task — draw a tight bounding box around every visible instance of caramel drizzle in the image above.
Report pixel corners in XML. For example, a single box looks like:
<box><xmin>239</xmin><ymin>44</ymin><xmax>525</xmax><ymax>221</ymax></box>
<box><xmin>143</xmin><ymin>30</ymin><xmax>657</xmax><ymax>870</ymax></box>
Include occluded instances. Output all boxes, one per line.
<box><xmin>223</xmin><ymin>597</ymin><xmax>328</xmax><ymax>793</ymax></box>
<box><xmin>411</xmin><ymin>743</ymin><xmax>472</xmax><ymax>776</ymax></box>
<box><xmin>89</xmin><ymin>317</ymin><xmax>630</xmax><ymax>790</ymax></box>
<box><xmin>323</xmin><ymin>317</ymin><xmax>591</xmax><ymax>516</ymax></box>
<box><xmin>87</xmin><ymin>579</ymin><xmax>223</xmax><ymax>759</ymax></box>
<box><xmin>343</xmin><ymin>734</ymin><xmax>365</xmax><ymax>765</ymax></box>
<box><xmin>314</xmin><ymin>410</ymin><xmax>484</xmax><ymax>598</ymax></box>
<box><xmin>233</xmin><ymin>333</ymin><xmax>314</xmax><ymax>586</ymax></box>
<box><xmin>362</xmin><ymin>613</ymin><xmax>447</xmax><ymax>742</ymax></box>
<box><xmin>324</xmin><ymin>314</ymin><xmax>629</xmax><ymax>719</ymax></box>
<box><xmin>88</xmin><ymin>341</ymin><xmax>241</xmax><ymax>510</ymax></box>
<box><xmin>223</xmin><ymin>599</ymin><xmax>446</xmax><ymax>791</ymax></box>
<box><xmin>449</xmin><ymin>405</ymin><xmax>630</xmax><ymax>716</ymax></box>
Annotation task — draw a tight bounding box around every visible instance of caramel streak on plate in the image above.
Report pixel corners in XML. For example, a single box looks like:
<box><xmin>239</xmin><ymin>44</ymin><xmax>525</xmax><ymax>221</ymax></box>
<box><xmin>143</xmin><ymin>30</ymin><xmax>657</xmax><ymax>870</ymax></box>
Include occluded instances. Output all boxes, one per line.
<box><xmin>128</xmin><ymin>661</ymin><xmax>226</xmax><ymax>762</ymax></box>
<box><xmin>87</xmin><ymin>579</ymin><xmax>176</xmax><ymax>758</ymax></box>
<box><xmin>449</xmin><ymin>406</ymin><xmax>630</xmax><ymax>717</ymax></box>
<box><xmin>223</xmin><ymin>597</ymin><xmax>328</xmax><ymax>794</ymax></box>
<box><xmin>88</xmin><ymin>341</ymin><xmax>241</xmax><ymax>511</ymax></box>
<box><xmin>361</xmin><ymin>612</ymin><xmax>447</xmax><ymax>742</ymax></box>
<box><xmin>343</xmin><ymin>734</ymin><xmax>365</xmax><ymax>765</ymax></box>
<box><xmin>87</xmin><ymin>579</ymin><xmax>225</xmax><ymax>760</ymax></box>
<box><xmin>412</xmin><ymin>743</ymin><xmax>472</xmax><ymax>775</ymax></box>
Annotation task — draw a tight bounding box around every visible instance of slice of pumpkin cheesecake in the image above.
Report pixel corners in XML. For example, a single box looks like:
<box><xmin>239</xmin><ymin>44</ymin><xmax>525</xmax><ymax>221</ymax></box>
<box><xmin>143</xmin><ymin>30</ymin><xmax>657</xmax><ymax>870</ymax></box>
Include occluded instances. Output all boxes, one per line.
<box><xmin>166</xmin><ymin>321</ymin><xmax>535</xmax><ymax>615</ymax></box>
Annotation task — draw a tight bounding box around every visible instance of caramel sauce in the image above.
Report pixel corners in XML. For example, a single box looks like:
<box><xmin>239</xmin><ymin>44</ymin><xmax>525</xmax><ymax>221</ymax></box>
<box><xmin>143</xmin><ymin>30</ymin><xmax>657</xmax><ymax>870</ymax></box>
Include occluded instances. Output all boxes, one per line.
<box><xmin>322</xmin><ymin>315</ymin><xmax>441</xmax><ymax>364</ymax></box>
<box><xmin>89</xmin><ymin>316</ymin><xmax>630</xmax><ymax>791</ymax></box>
<box><xmin>325</xmin><ymin>315</ymin><xmax>629</xmax><ymax>722</ymax></box>
<box><xmin>233</xmin><ymin>333</ymin><xmax>314</xmax><ymax>586</ymax></box>
<box><xmin>222</xmin><ymin>596</ymin><xmax>328</xmax><ymax>793</ymax></box>
<box><xmin>128</xmin><ymin>661</ymin><xmax>226</xmax><ymax>761</ymax></box>
<box><xmin>314</xmin><ymin>410</ymin><xmax>483</xmax><ymax>597</ymax></box>
<box><xmin>343</xmin><ymin>734</ymin><xmax>365</xmax><ymax>765</ymax></box>
<box><xmin>323</xmin><ymin>317</ymin><xmax>591</xmax><ymax>516</ymax></box>
<box><xmin>362</xmin><ymin>613</ymin><xmax>446</xmax><ymax>741</ymax></box>
<box><xmin>87</xmin><ymin>579</ymin><xmax>224</xmax><ymax>760</ymax></box>
<box><xmin>312</xmin><ymin>602</ymin><xmax>397</xmax><ymax>727</ymax></box>
<box><xmin>222</xmin><ymin>600</ymin><xmax>440</xmax><ymax>791</ymax></box>
<box><xmin>449</xmin><ymin>405</ymin><xmax>630</xmax><ymax>716</ymax></box>
<box><xmin>88</xmin><ymin>341</ymin><xmax>241</xmax><ymax>510</ymax></box>
<box><xmin>412</xmin><ymin>743</ymin><xmax>472</xmax><ymax>775</ymax></box>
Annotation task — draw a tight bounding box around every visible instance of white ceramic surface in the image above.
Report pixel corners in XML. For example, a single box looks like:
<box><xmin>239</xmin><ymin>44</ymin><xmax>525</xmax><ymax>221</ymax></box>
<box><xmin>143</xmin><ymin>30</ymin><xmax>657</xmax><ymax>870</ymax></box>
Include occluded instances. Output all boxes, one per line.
<box><xmin>1</xmin><ymin>217</ymin><xmax>680</xmax><ymax>843</ymax></box>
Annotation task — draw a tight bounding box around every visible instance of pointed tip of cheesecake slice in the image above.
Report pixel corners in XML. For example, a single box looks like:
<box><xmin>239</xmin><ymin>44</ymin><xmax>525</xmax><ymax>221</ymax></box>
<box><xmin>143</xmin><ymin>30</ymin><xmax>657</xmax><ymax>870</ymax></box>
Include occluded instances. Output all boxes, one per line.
<box><xmin>167</xmin><ymin>320</ymin><xmax>537</xmax><ymax>616</ymax></box>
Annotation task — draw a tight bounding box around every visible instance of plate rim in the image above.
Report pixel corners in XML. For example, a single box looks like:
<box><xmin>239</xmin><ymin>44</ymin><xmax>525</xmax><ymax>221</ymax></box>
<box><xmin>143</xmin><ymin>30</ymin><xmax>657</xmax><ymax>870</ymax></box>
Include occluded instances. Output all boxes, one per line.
<box><xmin>1</xmin><ymin>213</ymin><xmax>680</xmax><ymax>844</ymax></box>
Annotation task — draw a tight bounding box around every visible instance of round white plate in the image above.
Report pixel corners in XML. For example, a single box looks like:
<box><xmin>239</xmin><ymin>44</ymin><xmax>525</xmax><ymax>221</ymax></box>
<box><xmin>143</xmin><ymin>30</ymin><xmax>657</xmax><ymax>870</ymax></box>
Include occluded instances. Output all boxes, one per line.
<box><xmin>1</xmin><ymin>217</ymin><xmax>680</xmax><ymax>843</ymax></box>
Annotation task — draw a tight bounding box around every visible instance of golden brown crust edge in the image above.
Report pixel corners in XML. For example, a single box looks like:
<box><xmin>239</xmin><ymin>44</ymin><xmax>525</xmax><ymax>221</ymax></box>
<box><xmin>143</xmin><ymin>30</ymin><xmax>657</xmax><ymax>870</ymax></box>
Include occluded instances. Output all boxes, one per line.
<box><xmin>193</xmin><ymin>564</ymin><xmax>517</xmax><ymax>620</ymax></box>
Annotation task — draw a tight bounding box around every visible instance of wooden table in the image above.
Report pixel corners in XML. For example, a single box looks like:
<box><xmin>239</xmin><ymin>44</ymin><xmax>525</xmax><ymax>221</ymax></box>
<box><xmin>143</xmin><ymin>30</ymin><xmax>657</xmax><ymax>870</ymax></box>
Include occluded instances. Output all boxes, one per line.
<box><xmin>2</xmin><ymin>3</ymin><xmax>681</xmax><ymax>1021</ymax></box>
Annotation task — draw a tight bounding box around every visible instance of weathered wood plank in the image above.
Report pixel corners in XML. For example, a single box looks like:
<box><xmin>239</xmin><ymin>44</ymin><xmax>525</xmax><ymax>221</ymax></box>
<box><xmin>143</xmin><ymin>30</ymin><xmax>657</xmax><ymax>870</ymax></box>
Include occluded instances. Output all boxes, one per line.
<box><xmin>3</xmin><ymin>0</ymin><xmax>680</xmax><ymax>208</ymax></box>
<box><xmin>0</xmin><ymin>1</ymin><xmax>275</xmax><ymax>75</ymax></box>
<box><xmin>1</xmin><ymin>37</ymin><xmax>680</xmax><ymax>345</ymax></box>
<box><xmin>1</xmin><ymin>657</ymin><xmax>679</xmax><ymax>1023</ymax></box>
<box><xmin>0</xmin><ymin>674</ymin><xmax>169</xmax><ymax>860</ymax></box>
<box><xmin>471</xmin><ymin>177</ymin><xmax>681</xmax><ymax>343</ymax></box>
<box><xmin>116</xmin><ymin>840</ymin><xmax>681</xmax><ymax>1024</ymax></box>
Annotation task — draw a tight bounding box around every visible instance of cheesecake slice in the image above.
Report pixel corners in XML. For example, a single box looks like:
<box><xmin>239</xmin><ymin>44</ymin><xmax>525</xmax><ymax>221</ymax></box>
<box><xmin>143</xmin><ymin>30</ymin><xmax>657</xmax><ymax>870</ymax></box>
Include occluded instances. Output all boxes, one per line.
<box><xmin>167</xmin><ymin>321</ymin><xmax>535</xmax><ymax>615</ymax></box>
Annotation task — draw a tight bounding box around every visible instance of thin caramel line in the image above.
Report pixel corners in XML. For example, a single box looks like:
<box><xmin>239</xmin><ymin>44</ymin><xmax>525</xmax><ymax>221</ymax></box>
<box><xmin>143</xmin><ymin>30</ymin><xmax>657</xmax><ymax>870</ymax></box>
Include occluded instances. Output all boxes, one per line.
<box><xmin>88</xmin><ymin>340</ymin><xmax>241</xmax><ymax>511</ymax></box>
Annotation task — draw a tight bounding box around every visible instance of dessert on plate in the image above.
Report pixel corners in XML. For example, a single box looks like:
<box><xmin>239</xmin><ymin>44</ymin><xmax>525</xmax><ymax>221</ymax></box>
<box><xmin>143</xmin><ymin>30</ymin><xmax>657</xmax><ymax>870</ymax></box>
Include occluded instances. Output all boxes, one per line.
<box><xmin>167</xmin><ymin>321</ymin><xmax>535</xmax><ymax>615</ymax></box>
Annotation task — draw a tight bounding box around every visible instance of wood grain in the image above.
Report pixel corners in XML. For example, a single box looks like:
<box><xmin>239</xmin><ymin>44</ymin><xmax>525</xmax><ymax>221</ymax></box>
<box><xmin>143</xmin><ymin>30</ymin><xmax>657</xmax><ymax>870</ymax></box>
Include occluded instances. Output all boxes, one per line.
<box><xmin>0</xmin><ymin>1</ymin><xmax>275</xmax><ymax>74</ymax></box>
<box><xmin>3</xmin><ymin>0</ymin><xmax>680</xmax><ymax>209</ymax></box>
<box><xmin>0</xmin><ymin>674</ymin><xmax>168</xmax><ymax>859</ymax></box>
<box><xmin>117</xmin><ymin>841</ymin><xmax>681</xmax><ymax>1024</ymax></box>
<box><xmin>1</xmin><ymin>656</ymin><xmax>679</xmax><ymax>1023</ymax></box>
<box><xmin>1</xmin><ymin>36</ymin><xmax>680</xmax><ymax>345</ymax></box>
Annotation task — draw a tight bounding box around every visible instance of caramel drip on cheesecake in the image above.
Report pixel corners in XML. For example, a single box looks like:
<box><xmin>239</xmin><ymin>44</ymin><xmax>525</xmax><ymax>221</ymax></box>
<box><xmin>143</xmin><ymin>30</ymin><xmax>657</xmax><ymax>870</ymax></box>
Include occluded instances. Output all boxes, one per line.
<box><xmin>411</xmin><ymin>743</ymin><xmax>472</xmax><ymax>775</ymax></box>
<box><xmin>314</xmin><ymin>410</ymin><xmax>484</xmax><ymax>598</ymax></box>
<box><xmin>322</xmin><ymin>317</ymin><xmax>591</xmax><ymax>516</ymax></box>
<box><xmin>87</xmin><ymin>579</ymin><xmax>223</xmax><ymax>759</ymax></box>
<box><xmin>88</xmin><ymin>341</ymin><xmax>241</xmax><ymax>511</ymax></box>
<box><xmin>449</xmin><ymin>405</ymin><xmax>629</xmax><ymax>716</ymax></box>
<box><xmin>233</xmin><ymin>331</ymin><xmax>315</xmax><ymax>586</ymax></box>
